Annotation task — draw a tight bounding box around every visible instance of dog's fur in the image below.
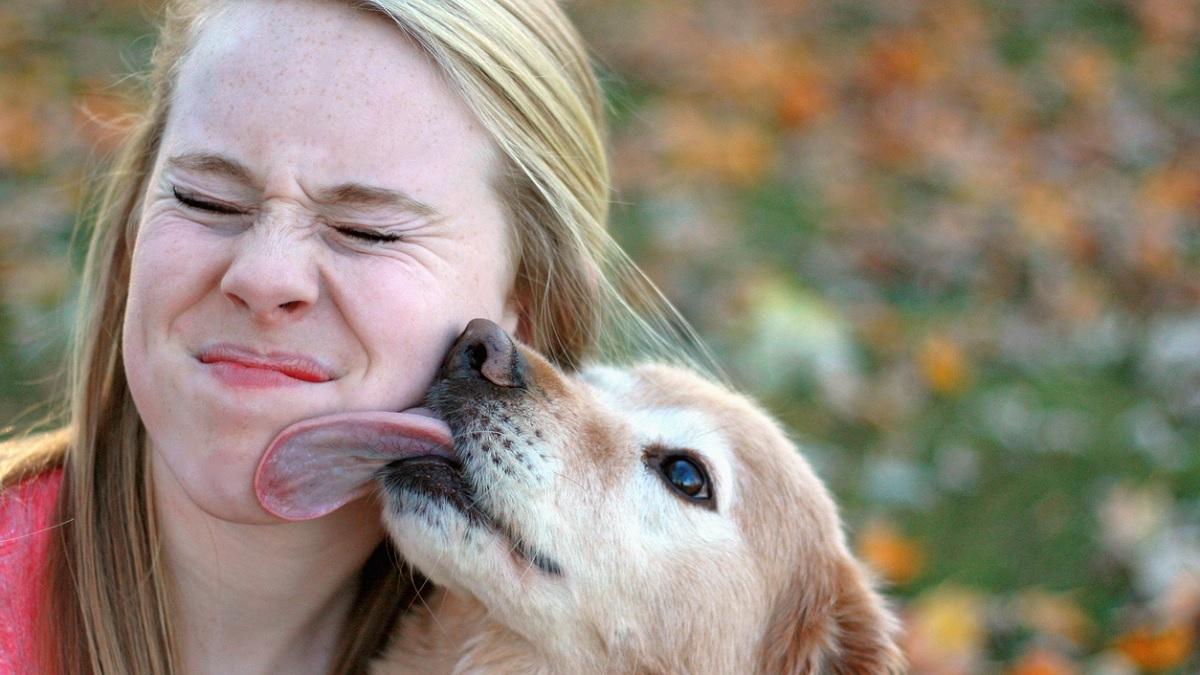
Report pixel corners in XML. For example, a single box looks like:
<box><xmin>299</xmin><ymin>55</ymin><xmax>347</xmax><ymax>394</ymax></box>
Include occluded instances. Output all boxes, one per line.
<box><xmin>371</xmin><ymin>322</ymin><xmax>904</xmax><ymax>674</ymax></box>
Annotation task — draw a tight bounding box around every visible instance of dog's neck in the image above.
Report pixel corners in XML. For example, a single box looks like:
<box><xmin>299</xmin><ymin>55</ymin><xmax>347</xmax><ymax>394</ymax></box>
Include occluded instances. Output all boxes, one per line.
<box><xmin>379</xmin><ymin>588</ymin><xmax>669</xmax><ymax>675</ymax></box>
<box><xmin>377</xmin><ymin>588</ymin><xmax>553</xmax><ymax>675</ymax></box>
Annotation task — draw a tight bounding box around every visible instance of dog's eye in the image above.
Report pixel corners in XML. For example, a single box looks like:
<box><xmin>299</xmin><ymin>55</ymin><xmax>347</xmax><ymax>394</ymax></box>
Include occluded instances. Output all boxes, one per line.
<box><xmin>658</xmin><ymin>455</ymin><xmax>712</xmax><ymax>503</ymax></box>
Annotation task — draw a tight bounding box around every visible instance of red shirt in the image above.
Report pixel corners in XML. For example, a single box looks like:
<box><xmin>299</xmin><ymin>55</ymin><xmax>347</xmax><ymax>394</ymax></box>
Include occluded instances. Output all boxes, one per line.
<box><xmin>0</xmin><ymin>469</ymin><xmax>62</xmax><ymax>673</ymax></box>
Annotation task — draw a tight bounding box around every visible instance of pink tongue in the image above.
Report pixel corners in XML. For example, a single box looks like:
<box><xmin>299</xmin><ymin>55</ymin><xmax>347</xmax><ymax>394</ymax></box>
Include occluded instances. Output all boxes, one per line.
<box><xmin>254</xmin><ymin>410</ymin><xmax>454</xmax><ymax>521</ymax></box>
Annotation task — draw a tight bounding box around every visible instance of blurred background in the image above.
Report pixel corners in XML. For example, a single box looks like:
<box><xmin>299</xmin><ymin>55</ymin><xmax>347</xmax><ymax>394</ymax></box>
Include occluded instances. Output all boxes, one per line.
<box><xmin>0</xmin><ymin>0</ymin><xmax>1197</xmax><ymax>672</ymax></box>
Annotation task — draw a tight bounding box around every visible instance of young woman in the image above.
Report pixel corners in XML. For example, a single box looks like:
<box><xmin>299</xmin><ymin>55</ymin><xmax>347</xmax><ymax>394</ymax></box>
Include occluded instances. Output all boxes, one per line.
<box><xmin>0</xmin><ymin>1</ymin><xmax>692</xmax><ymax>672</ymax></box>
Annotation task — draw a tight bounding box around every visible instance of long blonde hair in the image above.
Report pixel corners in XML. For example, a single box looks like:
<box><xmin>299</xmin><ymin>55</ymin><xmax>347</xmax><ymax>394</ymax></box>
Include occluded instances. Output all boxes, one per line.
<box><xmin>1</xmin><ymin>0</ymin><xmax>700</xmax><ymax>672</ymax></box>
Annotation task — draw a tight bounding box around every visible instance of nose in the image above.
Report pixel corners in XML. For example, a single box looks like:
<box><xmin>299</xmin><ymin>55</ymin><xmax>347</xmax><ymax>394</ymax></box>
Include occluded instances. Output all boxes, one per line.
<box><xmin>220</xmin><ymin>228</ymin><xmax>318</xmax><ymax>323</ymax></box>
<box><xmin>441</xmin><ymin>318</ymin><xmax>526</xmax><ymax>388</ymax></box>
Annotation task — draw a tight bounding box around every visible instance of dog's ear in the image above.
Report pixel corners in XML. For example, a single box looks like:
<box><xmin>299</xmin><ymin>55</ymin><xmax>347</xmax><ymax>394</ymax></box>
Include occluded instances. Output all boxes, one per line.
<box><xmin>757</xmin><ymin>556</ymin><xmax>905</xmax><ymax>674</ymax></box>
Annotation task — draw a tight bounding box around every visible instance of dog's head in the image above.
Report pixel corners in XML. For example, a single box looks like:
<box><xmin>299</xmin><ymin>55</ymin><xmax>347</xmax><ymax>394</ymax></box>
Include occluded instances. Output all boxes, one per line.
<box><xmin>256</xmin><ymin>319</ymin><xmax>903</xmax><ymax>673</ymax></box>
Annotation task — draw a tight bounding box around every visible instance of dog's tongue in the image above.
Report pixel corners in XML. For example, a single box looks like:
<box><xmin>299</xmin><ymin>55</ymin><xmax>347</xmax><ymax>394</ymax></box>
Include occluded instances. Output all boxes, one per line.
<box><xmin>254</xmin><ymin>409</ymin><xmax>453</xmax><ymax>521</ymax></box>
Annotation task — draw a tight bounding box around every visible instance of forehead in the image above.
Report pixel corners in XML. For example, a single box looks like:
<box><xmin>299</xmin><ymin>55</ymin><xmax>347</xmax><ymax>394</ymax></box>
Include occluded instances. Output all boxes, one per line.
<box><xmin>184</xmin><ymin>1</ymin><xmax>402</xmax><ymax>95</ymax></box>
<box><xmin>578</xmin><ymin>365</ymin><xmax>742</xmax><ymax>501</ymax></box>
<box><xmin>578</xmin><ymin>365</ymin><xmax>736</xmax><ymax>437</ymax></box>
<box><xmin>166</xmin><ymin>0</ymin><xmax>496</xmax><ymax>189</ymax></box>
<box><xmin>577</xmin><ymin>364</ymin><xmax>826</xmax><ymax>520</ymax></box>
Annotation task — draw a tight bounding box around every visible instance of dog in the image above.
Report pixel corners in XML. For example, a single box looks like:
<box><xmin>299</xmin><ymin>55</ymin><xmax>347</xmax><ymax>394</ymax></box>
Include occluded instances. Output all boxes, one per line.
<box><xmin>256</xmin><ymin>319</ymin><xmax>904</xmax><ymax>674</ymax></box>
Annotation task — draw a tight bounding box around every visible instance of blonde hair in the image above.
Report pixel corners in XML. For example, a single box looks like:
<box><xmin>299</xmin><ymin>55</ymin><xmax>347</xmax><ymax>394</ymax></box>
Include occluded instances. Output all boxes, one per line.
<box><xmin>1</xmin><ymin>0</ymin><xmax>702</xmax><ymax>672</ymax></box>
<box><xmin>371</xmin><ymin>0</ymin><xmax>694</xmax><ymax>369</ymax></box>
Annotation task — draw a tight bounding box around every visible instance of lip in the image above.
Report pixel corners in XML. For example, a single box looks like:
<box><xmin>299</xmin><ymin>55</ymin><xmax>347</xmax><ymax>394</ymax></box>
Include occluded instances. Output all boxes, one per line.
<box><xmin>197</xmin><ymin>344</ymin><xmax>337</xmax><ymax>387</ymax></box>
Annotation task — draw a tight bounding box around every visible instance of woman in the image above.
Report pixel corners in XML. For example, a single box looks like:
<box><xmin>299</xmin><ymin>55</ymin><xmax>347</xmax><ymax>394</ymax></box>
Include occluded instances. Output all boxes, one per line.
<box><xmin>0</xmin><ymin>0</ymin><xmax>695</xmax><ymax>672</ymax></box>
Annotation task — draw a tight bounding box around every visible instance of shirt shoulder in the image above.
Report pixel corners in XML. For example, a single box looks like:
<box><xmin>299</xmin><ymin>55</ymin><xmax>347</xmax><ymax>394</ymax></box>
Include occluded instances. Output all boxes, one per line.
<box><xmin>0</xmin><ymin>468</ymin><xmax>64</xmax><ymax>672</ymax></box>
<box><xmin>0</xmin><ymin>468</ymin><xmax>62</xmax><ymax>556</ymax></box>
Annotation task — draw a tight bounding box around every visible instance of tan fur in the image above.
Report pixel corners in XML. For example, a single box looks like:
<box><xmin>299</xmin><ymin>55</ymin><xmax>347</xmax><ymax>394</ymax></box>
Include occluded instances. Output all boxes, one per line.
<box><xmin>374</xmin><ymin>349</ymin><xmax>904</xmax><ymax>674</ymax></box>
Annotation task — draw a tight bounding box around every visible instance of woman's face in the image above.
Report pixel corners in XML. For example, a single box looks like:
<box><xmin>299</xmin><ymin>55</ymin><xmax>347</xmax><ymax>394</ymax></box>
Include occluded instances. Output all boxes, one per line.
<box><xmin>123</xmin><ymin>0</ymin><xmax>520</xmax><ymax>523</ymax></box>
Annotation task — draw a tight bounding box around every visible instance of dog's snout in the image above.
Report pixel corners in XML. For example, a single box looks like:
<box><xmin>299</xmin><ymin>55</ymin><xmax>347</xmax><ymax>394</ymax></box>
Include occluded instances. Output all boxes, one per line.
<box><xmin>442</xmin><ymin>318</ymin><xmax>526</xmax><ymax>388</ymax></box>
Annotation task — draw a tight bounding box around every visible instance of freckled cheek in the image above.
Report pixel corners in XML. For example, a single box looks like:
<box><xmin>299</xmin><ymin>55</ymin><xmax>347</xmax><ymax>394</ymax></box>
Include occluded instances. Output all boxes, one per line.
<box><xmin>335</xmin><ymin>273</ymin><xmax>449</xmax><ymax>404</ymax></box>
<box><xmin>349</xmin><ymin>280</ymin><xmax>503</xmax><ymax>402</ymax></box>
<box><xmin>123</xmin><ymin>252</ymin><xmax>186</xmax><ymax>415</ymax></box>
<box><xmin>126</xmin><ymin>222</ymin><xmax>229</xmax><ymax>341</ymax></box>
<box><xmin>126</xmin><ymin>245</ymin><xmax>176</xmax><ymax>340</ymax></box>
<box><xmin>463</xmin><ymin>224</ymin><xmax>519</xmax><ymax>307</ymax></box>
<box><xmin>448</xmin><ymin>258</ymin><xmax>515</xmax><ymax>329</ymax></box>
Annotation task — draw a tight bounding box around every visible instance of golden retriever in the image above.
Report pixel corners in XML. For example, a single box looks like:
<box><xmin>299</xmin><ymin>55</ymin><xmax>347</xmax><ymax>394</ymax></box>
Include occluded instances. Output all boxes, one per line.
<box><xmin>256</xmin><ymin>319</ymin><xmax>904</xmax><ymax>674</ymax></box>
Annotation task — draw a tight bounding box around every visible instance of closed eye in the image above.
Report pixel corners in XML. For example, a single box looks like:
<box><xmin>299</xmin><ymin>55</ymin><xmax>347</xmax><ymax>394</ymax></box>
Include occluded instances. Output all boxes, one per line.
<box><xmin>645</xmin><ymin>446</ymin><xmax>715</xmax><ymax>510</ymax></box>
<box><xmin>333</xmin><ymin>226</ymin><xmax>403</xmax><ymax>243</ymax></box>
<box><xmin>172</xmin><ymin>186</ymin><xmax>244</xmax><ymax>215</ymax></box>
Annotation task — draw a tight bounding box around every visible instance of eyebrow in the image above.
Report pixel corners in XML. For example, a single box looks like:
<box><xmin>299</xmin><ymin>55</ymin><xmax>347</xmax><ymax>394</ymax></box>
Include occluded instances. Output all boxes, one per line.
<box><xmin>314</xmin><ymin>183</ymin><xmax>440</xmax><ymax>218</ymax></box>
<box><xmin>165</xmin><ymin>152</ymin><xmax>441</xmax><ymax>218</ymax></box>
<box><xmin>168</xmin><ymin>152</ymin><xmax>256</xmax><ymax>186</ymax></box>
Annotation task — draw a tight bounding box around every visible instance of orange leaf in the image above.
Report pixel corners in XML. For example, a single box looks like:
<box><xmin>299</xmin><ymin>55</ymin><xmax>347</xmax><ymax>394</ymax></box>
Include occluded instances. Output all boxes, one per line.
<box><xmin>660</xmin><ymin>105</ymin><xmax>774</xmax><ymax>186</ymax></box>
<box><xmin>778</xmin><ymin>71</ymin><xmax>832</xmax><ymax>129</ymax></box>
<box><xmin>863</xmin><ymin>30</ymin><xmax>944</xmax><ymax>92</ymax></box>
<box><xmin>1115</xmin><ymin>621</ymin><xmax>1195</xmax><ymax>671</ymax></box>
<box><xmin>918</xmin><ymin>335</ymin><xmax>972</xmax><ymax>396</ymax></box>
<box><xmin>857</xmin><ymin>520</ymin><xmax>925</xmax><ymax>586</ymax></box>
<box><xmin>0</xmin><ymin>100</ymin><xmax>45</xmax><ymax>170</ymax></box>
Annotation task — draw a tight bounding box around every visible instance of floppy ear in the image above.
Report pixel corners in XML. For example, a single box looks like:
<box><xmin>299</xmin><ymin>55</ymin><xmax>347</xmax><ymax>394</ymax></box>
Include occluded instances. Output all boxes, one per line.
<box><xmin>757</xmin><ymin>557</ymin><xmax>905</xmax><ymax>674</ymax></box>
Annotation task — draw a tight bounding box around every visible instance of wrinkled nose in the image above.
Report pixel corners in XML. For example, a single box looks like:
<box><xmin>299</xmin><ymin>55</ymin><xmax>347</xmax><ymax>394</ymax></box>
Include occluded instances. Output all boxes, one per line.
<box><xmin>221</xmin><ymin>227</ymin><xmax>318</xmax><ymax>323</ymax></box>
<box><xmin>441</xmin><ymin>318</ymin><xmax>526</xmax><ymax>388</ymax></box>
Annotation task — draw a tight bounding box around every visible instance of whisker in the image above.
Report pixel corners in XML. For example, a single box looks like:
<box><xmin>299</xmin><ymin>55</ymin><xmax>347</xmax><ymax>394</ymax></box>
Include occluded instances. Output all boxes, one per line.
<box><xmin>511</xmin><ymin>536</ymin><xmax>537</xmax><ymax>583</ymax></box>
<box><xmin>551</xmin><ymin>469</ymin><xmax>583</xmax><ymax>491</ymax></box>
<box><xmin>404</xmin><ymin>569</ymin><xmax>454</xmax><ymax>638</ymax></box>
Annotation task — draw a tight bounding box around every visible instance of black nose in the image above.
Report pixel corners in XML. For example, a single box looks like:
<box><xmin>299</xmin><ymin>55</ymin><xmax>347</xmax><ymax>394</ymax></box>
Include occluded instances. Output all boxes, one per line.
<box><xmin>441</xmin><ymin>318</ymin><xmax>526</xmax><ymax>388</ymax></box>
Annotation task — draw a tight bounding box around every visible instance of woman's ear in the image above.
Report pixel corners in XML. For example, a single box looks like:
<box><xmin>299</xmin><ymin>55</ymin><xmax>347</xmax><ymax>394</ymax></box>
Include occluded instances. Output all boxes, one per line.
<box><xmin>501</xmin><ymin>291</ymin><xmax>533</xmax><ymax>346</ymax></box>
<box><xmin>757</xmin><ymin>557</ymin><xmax>905</xmax><ymax>674</ymax></box>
